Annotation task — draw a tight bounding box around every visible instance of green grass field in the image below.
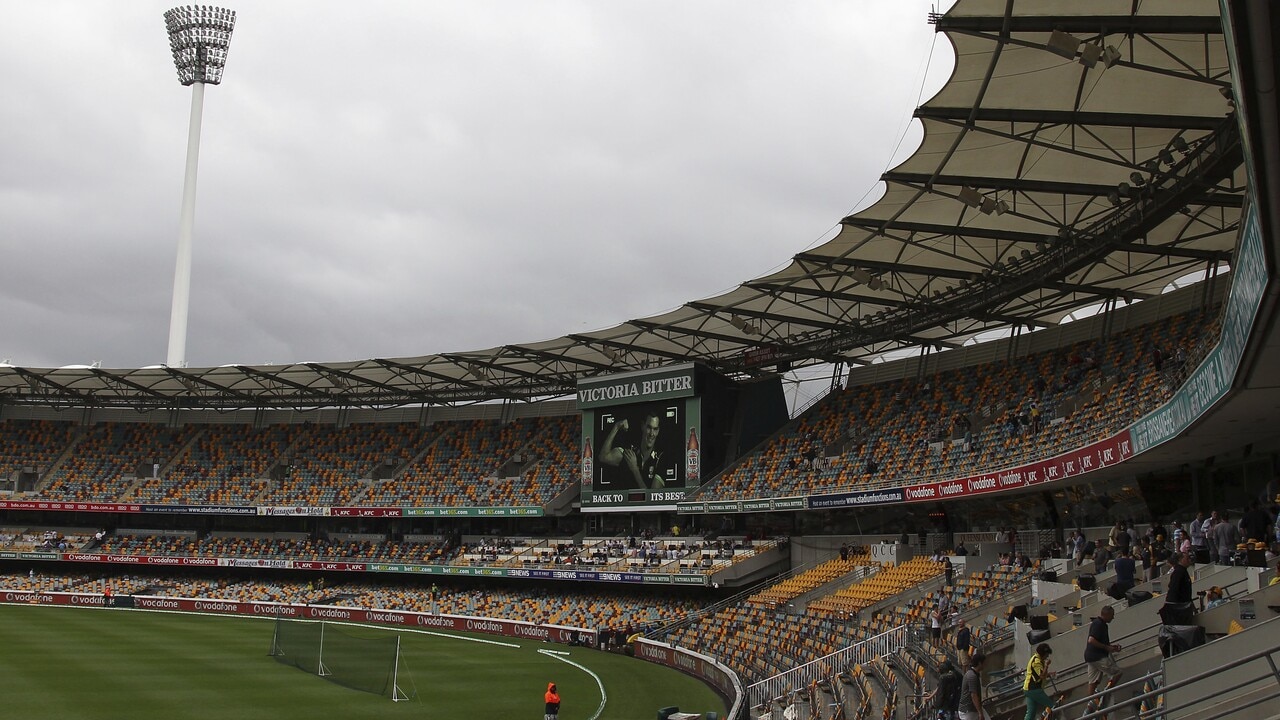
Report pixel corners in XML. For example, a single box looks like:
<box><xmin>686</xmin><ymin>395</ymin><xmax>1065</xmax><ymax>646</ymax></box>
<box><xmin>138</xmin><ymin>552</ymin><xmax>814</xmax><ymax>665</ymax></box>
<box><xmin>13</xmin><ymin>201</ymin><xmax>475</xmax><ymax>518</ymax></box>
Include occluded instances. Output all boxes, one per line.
<box><xmin>0</xmin><ymin>604</ymin><xmax>725</xmax><ymax>720</ymax></box>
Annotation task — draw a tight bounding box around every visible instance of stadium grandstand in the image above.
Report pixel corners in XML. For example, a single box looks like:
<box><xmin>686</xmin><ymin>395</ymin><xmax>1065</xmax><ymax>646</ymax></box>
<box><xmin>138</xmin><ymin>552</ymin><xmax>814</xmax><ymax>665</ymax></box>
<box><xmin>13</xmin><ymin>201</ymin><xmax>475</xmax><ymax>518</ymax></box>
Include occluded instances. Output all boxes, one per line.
<box><xmin>3</xmin><ymin>2</ymin><xmax>1280</xmax><ymax>719</ymax></box>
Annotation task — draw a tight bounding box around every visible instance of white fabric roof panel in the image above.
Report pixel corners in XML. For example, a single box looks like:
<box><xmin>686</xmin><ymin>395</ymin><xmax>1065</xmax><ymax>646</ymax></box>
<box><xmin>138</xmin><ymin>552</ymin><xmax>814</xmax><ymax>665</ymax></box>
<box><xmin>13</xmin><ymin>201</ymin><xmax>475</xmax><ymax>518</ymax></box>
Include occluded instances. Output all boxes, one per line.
<box><xmin>0</xmin><ymin>0</ymin><xmax>1245</xmax><ymax>408</ymax></box>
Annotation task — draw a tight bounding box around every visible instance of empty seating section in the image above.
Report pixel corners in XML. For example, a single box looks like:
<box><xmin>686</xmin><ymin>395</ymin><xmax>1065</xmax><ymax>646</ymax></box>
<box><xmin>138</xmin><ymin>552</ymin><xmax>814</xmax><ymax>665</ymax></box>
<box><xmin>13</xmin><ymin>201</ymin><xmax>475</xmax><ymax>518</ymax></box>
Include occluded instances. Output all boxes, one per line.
<box><xmin>751</xmin><ymin>551</ymin><xmax>872</xmax><ymax>607</ymax></box>
<box><xmin>703</xmin><ymin>309</ymin><xmax>1217</xmax><ymax>500</ymax></box>
<box><xmin>662</xmin><ymin>558</ymin><xmax>1032</xmax><ymax>685</ymax></box>
<box><xmin>37</xmin><ymin>423</ymin><xmax>197</xmax><ymax>503</ymax></box>
<box><xmin>0</xmin><ymin>571</ymin><xmax>152</xmax><ymax>595</ymax></box>
<box><xmin>6</xmin><ymin>418</ymin><xmax>578</xmax><ymax>509</ymax></box>
<box><xmin>363</xmin><ymin>417</ymin><xmax>569</xmax><ymax>507</ymax></box>
<box><xmin>259</xmin><ymin>423</ymin><xmax>429</xmax><ymax>506</ymax></box>
<box><xmin>517</xmin><ymin>416</ymin><xmax>578</xmax><ymax>503</ymax></box>
<box><xmin>807</xmin><ymin>558</ymin><xmax>942</xmax><ymax>616</ymax></box>
<box><xmin>0</xmin><ymin>420</ymin><xmax>75</xmax><ymax>483</ymax></box>
<box><xmin>128</xmin><ymin>425</ymin><xmax>295</xmax><ymax>505</ymax></box>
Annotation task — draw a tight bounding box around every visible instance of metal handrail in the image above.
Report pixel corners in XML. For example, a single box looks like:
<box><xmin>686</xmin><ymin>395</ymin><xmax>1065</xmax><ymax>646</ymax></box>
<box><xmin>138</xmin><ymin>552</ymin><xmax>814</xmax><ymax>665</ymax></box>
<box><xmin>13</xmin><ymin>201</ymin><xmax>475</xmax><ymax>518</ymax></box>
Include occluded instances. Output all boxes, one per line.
<box><xmin>1056</xmin><ymin>643</ymin><xmax>1280</xmax><ymax>720</ymax></box>
<box><xmin>986</xmin><ymin>619</ymin><xmax>1165</xmax><ymax>706</ymax></box>
<box><xmin>746</xmin><ymin>624</ymin><xmax>911</xmax><ymax>709</ymax></box>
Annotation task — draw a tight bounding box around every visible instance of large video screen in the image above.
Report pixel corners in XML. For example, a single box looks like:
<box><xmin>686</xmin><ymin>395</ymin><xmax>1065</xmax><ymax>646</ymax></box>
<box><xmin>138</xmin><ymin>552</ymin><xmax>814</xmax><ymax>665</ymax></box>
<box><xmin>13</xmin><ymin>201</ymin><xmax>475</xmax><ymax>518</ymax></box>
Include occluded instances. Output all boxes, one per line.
<box><xmin>578</xmin><ymin>364</ymin><xmax>701</xmax><ymax>511</ymax></box>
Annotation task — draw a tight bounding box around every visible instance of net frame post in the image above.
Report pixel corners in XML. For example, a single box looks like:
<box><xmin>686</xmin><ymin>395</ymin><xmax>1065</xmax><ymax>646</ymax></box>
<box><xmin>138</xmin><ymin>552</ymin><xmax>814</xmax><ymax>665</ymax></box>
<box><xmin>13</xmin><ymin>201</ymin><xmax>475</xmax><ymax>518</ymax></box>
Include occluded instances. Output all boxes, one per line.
<box><xmin>317</xmin><ymin>622</ymin><xmax>331</xmax><ymax>677</ymax></box>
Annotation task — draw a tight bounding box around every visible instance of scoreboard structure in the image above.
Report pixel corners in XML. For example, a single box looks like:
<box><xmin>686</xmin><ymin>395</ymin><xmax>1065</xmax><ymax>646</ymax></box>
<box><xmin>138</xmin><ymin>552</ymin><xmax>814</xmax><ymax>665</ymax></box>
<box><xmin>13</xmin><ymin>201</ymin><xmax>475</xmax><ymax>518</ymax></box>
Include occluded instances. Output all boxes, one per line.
<box><xmin>578</xmin><ymin>363</ymin><xmax>711</xmax><ymax>512</ymax></box>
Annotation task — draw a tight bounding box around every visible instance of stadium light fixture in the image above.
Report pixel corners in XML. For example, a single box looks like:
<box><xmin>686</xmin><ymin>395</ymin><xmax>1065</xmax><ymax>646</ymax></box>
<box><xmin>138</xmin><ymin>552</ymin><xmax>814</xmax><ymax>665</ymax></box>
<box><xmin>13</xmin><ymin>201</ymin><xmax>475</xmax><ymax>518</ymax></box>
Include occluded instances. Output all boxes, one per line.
<box><xmin>1045</xmin><ymin>30</ymin><xmax>1081</xmax><ymax>60</ymax></box>
<box><xmin>1101</xmin><ymin>45</ymin><xmax>1122</xmax><ymax>68</ymax></box>
<box><xmin>162</xmin><ymin>6</ymin><xmax>237</xmax><ymax>369</ymax></box>
<box><xmin>957</xmin><ymin>186</ymin><xmax>983</xmax><ymax>209</ymax></box>
<box><xmin>1079</xmin><ymin>43</ymin><xmax>1102</xmax><ymax>68</ymax></box>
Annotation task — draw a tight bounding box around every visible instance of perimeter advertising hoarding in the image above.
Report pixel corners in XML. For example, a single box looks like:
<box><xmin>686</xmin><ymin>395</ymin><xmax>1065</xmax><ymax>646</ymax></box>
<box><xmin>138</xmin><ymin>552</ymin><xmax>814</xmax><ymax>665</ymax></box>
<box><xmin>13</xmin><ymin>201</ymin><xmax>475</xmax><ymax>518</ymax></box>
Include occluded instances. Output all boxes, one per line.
<box><xmin>0</xmin><ymin>592</ymin><xmax>596</xmax><ymax>646</ymax></box>
<box><xmin>634</xmin><ymin>639</ymin><xmax>743</xmax><ymax>709</ymax></box>
<box><xmin>579</xmin><ymin>364</ymin><xmax>703</xmax><ymax>511</ymax></box>
<box><xmin>679</xmin><ymin>431</ymin><xmax>1134</xmax><ymax>513</ymax></box>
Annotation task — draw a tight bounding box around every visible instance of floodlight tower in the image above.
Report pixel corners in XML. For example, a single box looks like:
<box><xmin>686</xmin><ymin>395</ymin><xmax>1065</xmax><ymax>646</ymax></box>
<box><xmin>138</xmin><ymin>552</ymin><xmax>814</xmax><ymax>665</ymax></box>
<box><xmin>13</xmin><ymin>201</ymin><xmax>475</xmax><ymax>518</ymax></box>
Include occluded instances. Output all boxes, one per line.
<box><xmin>163</xmin><ymin>5</ymin><xmax>236</xmax><ymax>368</ymax></box>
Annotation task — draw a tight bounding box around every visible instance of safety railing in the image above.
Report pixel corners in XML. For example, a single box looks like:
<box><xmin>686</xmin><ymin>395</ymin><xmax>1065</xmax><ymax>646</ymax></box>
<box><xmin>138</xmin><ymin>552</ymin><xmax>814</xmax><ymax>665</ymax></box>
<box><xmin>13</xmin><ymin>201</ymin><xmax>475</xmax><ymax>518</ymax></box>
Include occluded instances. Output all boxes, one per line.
<box><xmin>747</xmin><ymin>623</ymin><xmax>909</xmax><ymax>710</ymax></box>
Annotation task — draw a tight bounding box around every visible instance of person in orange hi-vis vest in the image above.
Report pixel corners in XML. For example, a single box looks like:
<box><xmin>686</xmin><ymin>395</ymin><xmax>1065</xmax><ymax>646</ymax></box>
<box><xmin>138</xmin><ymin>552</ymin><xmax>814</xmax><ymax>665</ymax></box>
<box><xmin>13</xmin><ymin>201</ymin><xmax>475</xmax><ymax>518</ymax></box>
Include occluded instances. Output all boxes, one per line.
<box><xmin>544</xmin><ymin>682</ymin><xmax>560</xmax><ymax>720</ymax></box>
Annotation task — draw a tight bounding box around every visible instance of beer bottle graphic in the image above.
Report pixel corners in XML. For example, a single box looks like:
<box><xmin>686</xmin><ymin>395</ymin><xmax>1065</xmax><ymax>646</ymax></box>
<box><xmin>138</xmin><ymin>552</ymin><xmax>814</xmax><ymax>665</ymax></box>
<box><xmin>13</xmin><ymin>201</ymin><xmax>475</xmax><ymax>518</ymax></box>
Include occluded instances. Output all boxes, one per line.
<box><xmin>582</xmin><ymin>437</ymin><xmax>593</xmax><ymax>486</ymax></box>
<box><xmin>686</xmin><ymin>428</ymin><xmax>700</xmax><ymax>484</ymax></box>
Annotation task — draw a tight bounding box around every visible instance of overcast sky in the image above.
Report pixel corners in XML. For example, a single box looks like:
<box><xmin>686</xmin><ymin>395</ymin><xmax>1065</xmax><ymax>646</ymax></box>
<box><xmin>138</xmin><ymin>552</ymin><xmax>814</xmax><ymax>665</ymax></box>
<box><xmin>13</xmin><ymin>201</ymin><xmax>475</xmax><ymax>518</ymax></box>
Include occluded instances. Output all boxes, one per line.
<box><xmin>1</xmin><ymin>1</ymin><xmax>954</xmax><ymax>372</ymax></box>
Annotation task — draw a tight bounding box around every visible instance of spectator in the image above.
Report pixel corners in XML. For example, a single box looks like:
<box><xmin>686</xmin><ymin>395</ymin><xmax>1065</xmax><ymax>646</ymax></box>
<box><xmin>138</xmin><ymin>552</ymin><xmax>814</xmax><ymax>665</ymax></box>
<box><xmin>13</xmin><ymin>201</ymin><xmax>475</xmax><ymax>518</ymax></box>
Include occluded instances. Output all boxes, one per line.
<box><xmin>1211</xmin><ymin>511</ymin><xmax>1239</xmax><ymax>565</ymax></box>
<box><xmin>1160</xmin><ymin>552</ymin><xmax>1194</xmax><ymax>624</ymax></box>
<box><xmin>1084</xmin><ymin>606</ymin><xmax>1122</xmax><ymax>700</ymax></box>
<box><xmin>1023</xmin><ymin>643</ymin><xmax>1054</xmax><ymax>720</ymax></box>
<box><xmin>957</xmin><ymin>652</ymin><xmax>987</xmax><ymax>720</ymax></box>
<box><xmin>954</xmin><ymin>618</ymin><xmax>972</xmax><ymax>658</ymax></box>
<box><xmin>1203</xmin><ymin>511</ymin><xmax>1220</xmax><ymax>561</ymax></box>
<box><xmin>1110</xmin><ymin>548</ymin><xmax>1136</xmax><ymax>599</ymax></box>
<box><xmin>1189</xmin><ymin>512</ymin><xmax>1208</xmax><ymax>562</ymax></box>
<box><xmin>1241</xmin><ymin>500</ymin><xmax>1271</xmax><ymax>544</ymax></box>
<box><xmin>925</xmin><ymin>660</ymin><xmax>961</xmax><ymax>720</ymax></box>
<box><xmin>1069</xmin><ymin>531</ymin><xmax>1085</xmax><ymax>566</ymax></box>
<box><xmin>1092</xmin><ymin>542</ymin><xmax>1111</xmax><ymax>573</ymax></box>
<box><xmin>1270</xmin><ymin>561</ymin><xmax>1280</xmax><ymax>587</ymax></box>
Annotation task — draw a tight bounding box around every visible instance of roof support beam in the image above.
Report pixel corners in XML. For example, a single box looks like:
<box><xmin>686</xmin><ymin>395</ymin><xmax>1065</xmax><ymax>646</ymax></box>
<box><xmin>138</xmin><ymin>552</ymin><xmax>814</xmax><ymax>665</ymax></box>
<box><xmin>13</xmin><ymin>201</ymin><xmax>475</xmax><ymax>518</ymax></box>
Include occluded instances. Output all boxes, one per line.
<box><xmin>1112</xmin><ymin>242</ymin><xmax>1232</xmax><ymax>261</ymax></box>
<box><xmin>685</xmin><ymin>301</ymin><xmax>851</xmax><ymax>333</ymax></box>
<box><xmin>933</xmin><ymin>15</ymin><xmax>1224</xmax><ymax>35</ymax></box>
<box><xmin>162</xmin><ymin>368</ymin><xmax>264</xmax><ymax>405</ymax></box>
<box><xmin>793</xmin><ymin>252</ymin><xmax>981</xmax><ymax>281</ymax></box>
<box><xmin>841</xmin><ymin>217</ymin><xmax>1050</xmax><ymax>246</ymax></box>
<box><xmin>914</xmin><ymin>106</ymin><xmax>1225</xmax><ymax>131</ymax></box>
<box><xmin>235</xmin><ymin>365</ymin><xmax>339</xmax><ymax>402</ymax></box>
<box><xmin>883</xmin><ymin>171</ymin><xmax>1122</xmax><ymax>198</ymax></box>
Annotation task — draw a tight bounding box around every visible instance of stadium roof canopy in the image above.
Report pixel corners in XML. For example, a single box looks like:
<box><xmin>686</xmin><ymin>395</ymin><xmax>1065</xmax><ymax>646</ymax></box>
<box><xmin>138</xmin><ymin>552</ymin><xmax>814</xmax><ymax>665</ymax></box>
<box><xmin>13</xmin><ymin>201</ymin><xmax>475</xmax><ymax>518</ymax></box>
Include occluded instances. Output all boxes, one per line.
<box><xmin>0</xmin><ymin>0</ymin><xmax>1245</xmax><ymax>410</ymax></box>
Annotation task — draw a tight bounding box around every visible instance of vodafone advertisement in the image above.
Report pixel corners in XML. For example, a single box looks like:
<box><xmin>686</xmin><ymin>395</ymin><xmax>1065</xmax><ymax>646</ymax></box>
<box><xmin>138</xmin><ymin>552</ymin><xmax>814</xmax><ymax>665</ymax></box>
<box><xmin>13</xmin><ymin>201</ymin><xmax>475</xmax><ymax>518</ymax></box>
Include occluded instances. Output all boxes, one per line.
<box><xmin>61</xmin><ymin>553</ymin><xmax>220</xmax><ymax>567</ymax></box>
<box><xmin>634</xmin><ymin>639</ymin><xmax>741</xmax><ymax>701</ymax></box>
<box><xmin>901</xmin><ymin>431</ymin><xmax>1133</xmax><ymax>503</ymax></box>
<box><xmin>0</xmin><ymin>591</ymin><xmax>595</xmax><ymax>646</ymax></box>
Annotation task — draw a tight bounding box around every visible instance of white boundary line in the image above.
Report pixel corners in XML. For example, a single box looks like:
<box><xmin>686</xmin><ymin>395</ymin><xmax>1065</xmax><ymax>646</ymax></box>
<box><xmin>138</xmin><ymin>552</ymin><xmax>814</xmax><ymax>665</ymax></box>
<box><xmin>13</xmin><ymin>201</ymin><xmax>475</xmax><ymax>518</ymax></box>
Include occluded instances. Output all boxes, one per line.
<box><xmin>538</xmin><ymin>648</ymin><xmax>608</xmax><ymax>720</ymax></box>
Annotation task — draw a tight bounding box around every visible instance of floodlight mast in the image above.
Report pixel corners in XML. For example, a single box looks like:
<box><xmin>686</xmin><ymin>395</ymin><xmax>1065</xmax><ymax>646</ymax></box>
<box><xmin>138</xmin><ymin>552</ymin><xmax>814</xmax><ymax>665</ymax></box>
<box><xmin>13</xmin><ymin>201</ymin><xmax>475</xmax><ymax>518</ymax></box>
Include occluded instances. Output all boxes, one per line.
<box><xmin>163</xmin><ymin>6</ymin><xmax>236</xmax><ymax>368</ymax></box>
